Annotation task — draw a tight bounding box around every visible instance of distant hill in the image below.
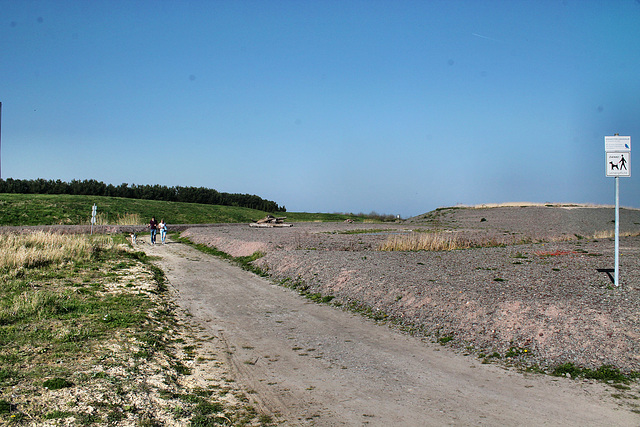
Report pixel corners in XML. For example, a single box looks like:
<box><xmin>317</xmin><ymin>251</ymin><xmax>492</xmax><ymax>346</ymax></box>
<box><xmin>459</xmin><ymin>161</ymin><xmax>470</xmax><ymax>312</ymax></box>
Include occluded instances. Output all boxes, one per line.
<box><xmin>408</xmin><ymin>204</ymin><xmax>640</xmax><ymax>240</ymax></box>
<box><xmin>0</xmin><ymin>178</ymin><xmax>284</xmax><ymax>212</ymax></box>
<box><xmin>0</xmin><ymin>194</ymin><xmax>369</xmax><ymax>226</ymax></box>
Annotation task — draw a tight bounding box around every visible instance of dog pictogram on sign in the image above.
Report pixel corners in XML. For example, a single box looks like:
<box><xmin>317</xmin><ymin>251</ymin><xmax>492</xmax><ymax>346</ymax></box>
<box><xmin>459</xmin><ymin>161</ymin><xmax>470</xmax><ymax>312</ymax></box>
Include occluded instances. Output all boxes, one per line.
<box><xmin>606</xmin><ymin>152</ymin><xmax>630</xmax><ymax>177</ymax></box>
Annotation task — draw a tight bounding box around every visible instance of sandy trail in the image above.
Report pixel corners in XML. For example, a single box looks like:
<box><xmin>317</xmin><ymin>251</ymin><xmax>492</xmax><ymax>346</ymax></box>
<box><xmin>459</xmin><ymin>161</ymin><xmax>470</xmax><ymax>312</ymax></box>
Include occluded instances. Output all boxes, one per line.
<box><xmin>142</xmin><ymin>237</ymin><xmax>638</xmax><ymax>426</ymax></box>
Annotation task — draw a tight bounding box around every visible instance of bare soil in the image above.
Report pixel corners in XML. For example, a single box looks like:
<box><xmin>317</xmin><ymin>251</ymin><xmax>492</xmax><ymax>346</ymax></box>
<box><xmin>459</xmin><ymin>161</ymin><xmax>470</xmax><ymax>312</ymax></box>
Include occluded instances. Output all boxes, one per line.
<box><xmin>139</xmin><ymin>205</ymin><xmax>640</xmax><ymax>425</ymax></box>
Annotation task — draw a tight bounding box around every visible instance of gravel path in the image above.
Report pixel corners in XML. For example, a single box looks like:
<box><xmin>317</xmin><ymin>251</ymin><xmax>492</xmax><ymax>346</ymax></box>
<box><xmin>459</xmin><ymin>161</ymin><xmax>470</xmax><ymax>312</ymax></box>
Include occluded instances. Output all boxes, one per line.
<box><xmin>181</xmin><ymin>206</ymin><xmax>640</xmax><ymax>373</ymax></box>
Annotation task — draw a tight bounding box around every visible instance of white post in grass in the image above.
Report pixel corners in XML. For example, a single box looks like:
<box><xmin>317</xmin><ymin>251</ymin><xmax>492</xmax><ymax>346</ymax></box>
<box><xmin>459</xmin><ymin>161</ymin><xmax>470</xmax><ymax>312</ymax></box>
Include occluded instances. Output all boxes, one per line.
<box><xmin>91</xmin><ymin>204</ymin><xmax>97</xmax><ymax>235</ymax></box>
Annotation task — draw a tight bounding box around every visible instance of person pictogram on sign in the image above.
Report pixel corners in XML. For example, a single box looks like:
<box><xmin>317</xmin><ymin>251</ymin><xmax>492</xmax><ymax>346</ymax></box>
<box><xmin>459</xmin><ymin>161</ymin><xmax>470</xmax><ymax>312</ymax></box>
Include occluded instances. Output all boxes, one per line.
<box><xmin>619</xmin><ymin>154</ymin><xmax>628</xmax><ymax>170</ymax></box>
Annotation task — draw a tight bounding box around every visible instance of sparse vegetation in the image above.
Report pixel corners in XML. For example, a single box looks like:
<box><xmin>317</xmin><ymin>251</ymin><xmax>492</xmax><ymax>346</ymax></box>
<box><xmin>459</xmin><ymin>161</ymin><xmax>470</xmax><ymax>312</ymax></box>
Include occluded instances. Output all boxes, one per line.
<box><xmin>173</xmin><ymin>234</ymin><xmax>270</xmax><ymax>278</ymax></box>
<box><xmin>505</xmin><ymin>346</ymin><xmax>531</xmax><ymax>358</ymax></box>
<box><xmin>0</xmin><ymin>232</ymin><xmax>266</xmax><ymax>425</ymax></box>
<box><xmin>552</xmin><ymin>363</ymin><xmax>638</xmax><ymax>383</ymax></box>
<box><xmin>438</xmin><ymin>336</ymin><xmax>453</xmax><ymax>345</ymax></box>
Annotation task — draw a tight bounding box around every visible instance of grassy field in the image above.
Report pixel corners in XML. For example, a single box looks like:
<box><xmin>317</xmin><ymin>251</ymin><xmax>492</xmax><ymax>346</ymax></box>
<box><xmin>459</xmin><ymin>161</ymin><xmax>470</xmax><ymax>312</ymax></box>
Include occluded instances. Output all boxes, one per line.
<box><xmin>0</xmin><ymin>232</ymin><xmax>267</xmax><ymax>425</ymax></box>
<box><xmin>0</xmin><ymin>194</ymin><xmax>373</xmax><ymax>226</ymax></box>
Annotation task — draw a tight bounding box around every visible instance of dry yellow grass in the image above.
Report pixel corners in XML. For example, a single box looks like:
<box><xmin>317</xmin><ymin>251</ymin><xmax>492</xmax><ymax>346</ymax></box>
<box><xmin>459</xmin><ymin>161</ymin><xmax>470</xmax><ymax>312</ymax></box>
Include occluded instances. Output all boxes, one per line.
<box><xmin>379</xmin><ymin>229</ymin><xmax>640</xmax><ymax>252</ymax></box>
<box><xmin>0</xmin><ymin>232</ymin><xmax>113</xmax><ymax>271</ymax></box>
<box><xmin>592</xmin><ymin>230</ymin><xmax>640</xmax><ymax>239</ymax></box>
<box><xmin>378</xmin><ymin>232</ymin><xmax>473</xmax><ymax>251</ymax></box>
<box><xmin>95</xmin><ymin>212</ymin><xmax>142</xmax><ymax>225</ymax></box>
<box><xmin>593</xmin><ymin>230</ymin><xmax>615</xmax><ymax>239</ymax></box>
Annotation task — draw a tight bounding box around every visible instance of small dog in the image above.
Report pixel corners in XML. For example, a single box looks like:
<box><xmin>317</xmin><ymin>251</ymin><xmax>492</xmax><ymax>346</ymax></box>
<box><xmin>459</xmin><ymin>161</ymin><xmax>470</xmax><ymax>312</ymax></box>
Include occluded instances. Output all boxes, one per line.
<box><xmin>610</xmin><ymin>161</ymin><xmax>619</xmax><ymax>170</ymax></box>
<box><xmin>130</xmin><ymin>232</ymin><xmax>137</xmax><ymax>245</ymax></box>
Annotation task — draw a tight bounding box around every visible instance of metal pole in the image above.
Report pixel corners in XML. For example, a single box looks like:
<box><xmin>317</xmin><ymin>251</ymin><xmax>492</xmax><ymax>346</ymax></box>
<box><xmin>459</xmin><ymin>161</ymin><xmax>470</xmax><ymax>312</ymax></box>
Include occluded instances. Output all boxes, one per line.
<box><xmin>615</xmin><ymin>176</ymin><xmax>620</xmax><ymax>287</ymax></box>
<box><xmin>0</xmin><ymin>101</ymin><xmax>3</xmax><ymax>180</ymax></box>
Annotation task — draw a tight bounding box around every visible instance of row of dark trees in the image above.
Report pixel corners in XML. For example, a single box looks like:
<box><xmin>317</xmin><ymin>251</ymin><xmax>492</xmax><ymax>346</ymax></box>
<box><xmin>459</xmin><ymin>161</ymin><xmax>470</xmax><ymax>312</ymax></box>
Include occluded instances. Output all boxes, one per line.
<box><xmin>0</xmin><ymin>178</ymin><xmax>285</xmax><ymax>212</ymax></box>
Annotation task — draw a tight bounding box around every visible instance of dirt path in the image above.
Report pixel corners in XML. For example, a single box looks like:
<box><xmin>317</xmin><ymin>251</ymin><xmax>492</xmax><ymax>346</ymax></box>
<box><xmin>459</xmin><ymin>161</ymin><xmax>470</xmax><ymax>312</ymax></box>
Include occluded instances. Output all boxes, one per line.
<box><xmin>141</xmin><ymin>237</ymin><xmax>638</xmax><ymax>426</ymax></box>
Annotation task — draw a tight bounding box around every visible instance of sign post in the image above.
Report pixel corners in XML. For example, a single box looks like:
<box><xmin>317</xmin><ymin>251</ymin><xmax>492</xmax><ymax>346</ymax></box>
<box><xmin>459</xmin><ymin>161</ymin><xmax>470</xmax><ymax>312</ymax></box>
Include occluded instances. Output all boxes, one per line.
<box><xmin>605</xmin><ymin>135</ymin><xmax>631</xmax><ymax>287</ymax></box>
<box><xmin>91</xmin><ymin>204</ymin><xmax>97</xmax><ymax>235</ymax></box>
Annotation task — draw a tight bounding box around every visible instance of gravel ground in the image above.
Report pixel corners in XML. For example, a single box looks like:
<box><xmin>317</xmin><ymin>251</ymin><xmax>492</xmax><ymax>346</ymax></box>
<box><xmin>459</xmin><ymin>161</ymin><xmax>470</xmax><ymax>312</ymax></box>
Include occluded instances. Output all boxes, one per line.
<box><xmin>183</xmin><ymin>205</ymin><xmax>640</xmax><ymax>373</ymax></box>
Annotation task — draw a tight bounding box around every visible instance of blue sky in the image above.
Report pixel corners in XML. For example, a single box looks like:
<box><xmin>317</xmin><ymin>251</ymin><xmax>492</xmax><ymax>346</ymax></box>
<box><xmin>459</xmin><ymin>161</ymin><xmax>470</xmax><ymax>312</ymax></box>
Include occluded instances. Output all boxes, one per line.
<box><xmin>2</xmin><ymin>0</ymin><xmax>640</xmax><ymax>217</ymax></box>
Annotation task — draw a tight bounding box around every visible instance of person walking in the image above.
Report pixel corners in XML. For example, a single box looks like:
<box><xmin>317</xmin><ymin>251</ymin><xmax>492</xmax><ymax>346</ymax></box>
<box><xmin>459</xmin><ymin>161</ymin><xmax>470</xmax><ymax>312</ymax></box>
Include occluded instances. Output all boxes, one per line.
<box><xmin>149</xmin><ymin>216</ymin><xmax>158</xmax><ymax>245</ymax></box>
<box><xmin>159</xmin><ymin>219</ymin><xmax>167</xmax><ymax>244</ymax></box>
<box><xmin>619</xmin><ymin>154</ymin><xmax>628</xmax><ymax>170</ymax></box>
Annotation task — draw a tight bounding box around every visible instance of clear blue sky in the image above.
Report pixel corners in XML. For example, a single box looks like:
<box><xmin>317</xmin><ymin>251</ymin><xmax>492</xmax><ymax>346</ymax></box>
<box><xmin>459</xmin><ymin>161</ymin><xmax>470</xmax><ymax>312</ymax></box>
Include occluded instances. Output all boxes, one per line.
<box><xmin>2</xmin><ymin>0</ymin><xmax>640</xmax><ymax>217</ymax></box>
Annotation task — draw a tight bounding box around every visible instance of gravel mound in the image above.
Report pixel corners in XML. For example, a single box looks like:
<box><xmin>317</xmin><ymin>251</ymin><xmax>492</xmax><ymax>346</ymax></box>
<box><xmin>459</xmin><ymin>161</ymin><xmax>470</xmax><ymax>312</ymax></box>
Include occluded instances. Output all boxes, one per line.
<box><xmin>182</xmin><ymin>206</ymin><xmax>640</xmax><ymax>372</ymax></box>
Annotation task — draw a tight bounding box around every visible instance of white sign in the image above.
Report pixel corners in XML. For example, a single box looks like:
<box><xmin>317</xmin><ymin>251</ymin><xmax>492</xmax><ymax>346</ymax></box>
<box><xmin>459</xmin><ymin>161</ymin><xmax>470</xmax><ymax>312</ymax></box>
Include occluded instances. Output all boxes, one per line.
<box><xmin>606</xmin><ymin>152</ymin><xmax>630</xmax><ymax>177</ymax></box>
<box><xmin>605</xmin><ymin>135</ymin><xmax>631</xmax><ymax>152</ymax></box>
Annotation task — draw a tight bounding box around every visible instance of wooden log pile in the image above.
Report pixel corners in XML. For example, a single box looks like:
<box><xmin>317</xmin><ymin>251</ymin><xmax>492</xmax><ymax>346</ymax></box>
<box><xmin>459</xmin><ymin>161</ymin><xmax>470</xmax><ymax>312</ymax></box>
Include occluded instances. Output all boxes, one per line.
<box><xmin>249</xmin><ymin>215</ymin><xmax>293</xmax><ymax>227</ymax></box>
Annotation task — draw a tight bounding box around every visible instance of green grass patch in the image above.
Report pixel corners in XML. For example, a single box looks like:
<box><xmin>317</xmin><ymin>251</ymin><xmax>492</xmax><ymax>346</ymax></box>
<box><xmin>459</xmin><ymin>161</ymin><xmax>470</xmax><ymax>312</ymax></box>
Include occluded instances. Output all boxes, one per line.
<box><xmin>504</xmin><ymin>346</ymin><xmax>532</xmax><ymax>358</ymax></box>
<box><xmin>0</xmin><ymin>193</ymin><xmax>393</xmax><ymax>226</ymax></box>
<box><xmin>43</xmin><ymin>377</ymin><xmax>73</xmax><ymax>390</ymax></box>
<box><xmin>346</xmin><ymin>302</ymin><xmax>390</xmax><ymax>322</ymax></box>
<box><xmin>552</xmin><ymin>362</ymin><xmax>637</xmax><ymax>383</ymax></box>
<box><xmin>511</xmin><ymin>251</ymin><xmax>528</xmax><ymax>259</ymax></box>
<box><xmin>0</xmin><ymin>400</ymin><xmax>15</xmax><ymax>414</ymax></box>
<box><xmin>307</xmin><ymin>293</ymin><xmax>335</xmax><ymax>304</ymax></box>
<box><xmin>438</xmin><ymin>336</ymin><xmax>453</xmax><ymax>345</ymax></box>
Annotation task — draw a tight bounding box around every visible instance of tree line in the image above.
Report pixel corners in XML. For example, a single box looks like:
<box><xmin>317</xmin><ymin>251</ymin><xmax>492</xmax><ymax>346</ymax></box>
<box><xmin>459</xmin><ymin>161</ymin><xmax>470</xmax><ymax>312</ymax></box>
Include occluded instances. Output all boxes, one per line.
<box><xmin>0</xmin><ymin>178</ymin><xmax>285</xmax><ymax>212</ymax></box>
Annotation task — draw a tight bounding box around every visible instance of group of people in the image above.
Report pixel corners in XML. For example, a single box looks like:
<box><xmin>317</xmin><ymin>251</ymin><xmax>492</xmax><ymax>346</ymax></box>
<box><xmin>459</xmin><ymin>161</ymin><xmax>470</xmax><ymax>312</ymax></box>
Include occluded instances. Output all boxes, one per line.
<box><xmin>148</xmin><ymin>216</ymin><xmax>167</xmax><ymax>245</ymax></box>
